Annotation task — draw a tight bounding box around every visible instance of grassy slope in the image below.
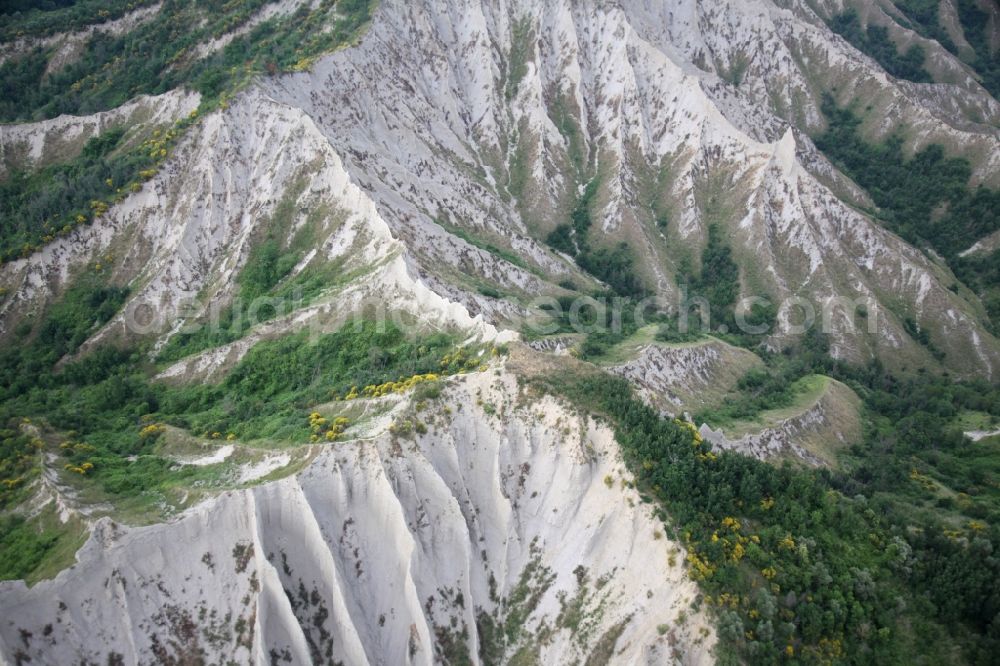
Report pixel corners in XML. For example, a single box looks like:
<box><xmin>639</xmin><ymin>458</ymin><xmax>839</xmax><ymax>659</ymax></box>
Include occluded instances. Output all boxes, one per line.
<box><xmin>0</xmin><ymin>0</ymin><xmax>378</xmax><ymax>263</ymax></box>
<box><xmin>0</xmin><ymin>268</ymin><xmax>494</xmax><ymax>580</ymax></box>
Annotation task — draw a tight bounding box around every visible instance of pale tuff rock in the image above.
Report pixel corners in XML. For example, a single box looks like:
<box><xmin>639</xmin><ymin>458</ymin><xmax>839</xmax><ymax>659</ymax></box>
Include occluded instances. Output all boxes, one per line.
<box><xmin>256</xmin><ymin>0</ymin><xmax>1000</xmax><ymax>377</ymax></box>
<box><xmin>527</xmin><ymin>335</ymin><xmax>579</xmax><ymax>354</ymax></box>
<box><xmin>959</xmin><ymin>229</ymin><xmax>1000</xmax><ymax>258</ymax></box>
<box><xmin>610</xmin><ymin>339</ymin><xmax>764</xmax><ymax>416</ymax></box>
<box><xmin>1</xmin><ymin>88</ymin><xmax>510</xmax><ymax>377</ymax></box>
<box><xmin>641</xmin><ymin>0</ymin><xmax>1000</xmax><ymax>179</ymax></box>
<box><xmin>177</xmin><ymin>444</ymin><xmax>236</xmax><ymax>467</ymax></box>
<box><xmin>0</xmin><ymin>88</ymin><xmax>199</xmax><ymax>177</ymax></box>
<box><xmin>698</xmin><ymin>421</ymin><xmax>825</xmax><ymax>466</ymax></box>
<box><xmin>234</xmin><ymin>453</ymin><xmax>293</xmax><ymax>485</ymax></box>
<box><xmin>0</xmin><ymin>3</ymin><xmax>163</xmax><ymax>68</ymax></box>
<box><xmin>1</xmin><ymin>0</ymin><xmax>998</xmax><ymax>377</ymax></box>
<box><xmin>0</xmin><ymin>368</ymin><xmax>714</xmax><ymax>665</ymax></box>
<box><xmin>964</xmin><ymin>428</ymin><xmax>1000</xmax><ymax>443</ymax></box>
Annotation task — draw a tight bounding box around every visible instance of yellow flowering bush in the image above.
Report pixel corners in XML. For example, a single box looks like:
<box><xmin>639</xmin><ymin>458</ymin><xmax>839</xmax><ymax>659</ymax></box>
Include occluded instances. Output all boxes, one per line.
<box><xmin>307</xmin><ymin>412</ymin><xmax>349</xmax><ymax>443</ymax></box>
<box><xmin>139</xmin><ymin>423</ymin><xmax>166</xmax><ymax>439</ymax></box>
<box><xmin>344</xmin><ymin>373</ymin><xmax>441</xmax><ymax>400</ymax></box>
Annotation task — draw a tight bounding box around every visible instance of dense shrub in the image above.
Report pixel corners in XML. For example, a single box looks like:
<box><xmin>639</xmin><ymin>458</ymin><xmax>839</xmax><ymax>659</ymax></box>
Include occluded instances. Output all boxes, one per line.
<box><xmin>884</xmin><ymin>0</ymin><xmax>998</xmax><ymax>97</ymax></box>
<box><xmin>894</xmin><ymin>0</ymin><xmax>957</xmax><ymax>53</ymax></box>
<box><xmin>0</xmin><ymin>280</ymin><xmax>470</xmax><ymax>515</ymax></box>
<box><xmin>954</xmin><ymin>0</ymin><xmax>1000</xmax><ymax>98</ymax></box>
<box><xmin>546</xmin><ymin>178</ymin><xmax>646</xmax><ymax>298</ymax></box>
<box><xmin>675</xmin><ymin>224</ymin><xmax>776</xmax><ymax>345</ymax></box>
<box><xmin>534</xmin><ymin>347</ymin><xmax>1000</xmax><ymax>663</ymax></box>
<box><xmin>0</xmin><ymin>0</ymin><xmax>157</xmax><ymax>41</ymax></box>
<box><xmin>0</xmin><ymin>0</ymin><xmax>376</xmax><ymax>122</ymax></box>
<box><xmin>0</xmin><ymin>517</ymin><xmax>59</xmax><ymax>581</ymax></box>
<box><xmin>830</xmin><ymin>10</ymin><xmax>932</xmax><ymax>82</ymax></box>
<box><xmin>815</xmin><ymin>96</ymin><xmax>1000</xmax><ymax>332</ymax></box>
<box><xmin>0</xmin><ymin>127</ymin><xmax>165</xmax><ymax>262</ymax></box>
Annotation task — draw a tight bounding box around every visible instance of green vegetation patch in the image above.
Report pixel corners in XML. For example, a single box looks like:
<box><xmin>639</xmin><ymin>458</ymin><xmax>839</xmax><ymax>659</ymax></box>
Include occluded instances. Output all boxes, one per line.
<box><xmin>155</xmin><ymin>178</ymin><xmax>335</xmax><ymax>364</ymax></box>
<box><xmin>527</xmin><ymin>342</ymin><xmax>1000</xmax><ymax>664</ymax></box>
<box><xmin>893</xmin><ymin>0</ymin><xmax>999</xmax><ymax>98</ymax></box>
<box><xmin>675</xmin><ymin>224</ymin><xmax>775</xmax><ymax>346</ymax></box>
<box><xmin>526</xmin><ymin>291</ymin><xmax>670</xmax><ymax>360</ymax></box>
<box><xmin>0</xmin><ymin>515</ymin><xmax>58</xmax><ymax>581</ymax></box>
<box><xmin>582</xmin><ymin>323</ymin><xmax>659</xmax><ymax>365</ymax></box>
<box><xmin>476</xmin><ymin>541</ymin><xmax>555</xmax><ymax>664</ymax></box>
<box><xmin>829</xmin><ymin>10</ymin><xmax>931</xmax><ymax>82</ymax></box>
<box><xmin>505</xmin><ymin>17</ymin><xmax>534</xmax><ymax>101</ymax></box>
<box><xmin>953</xmin><ymin>245</ymin><xmax>1000</xmax><ymax>336</ymax></box>
<box><xmin>815</xmin><ymin>97</ymin><xmax>999</xmax><ymax>257</ymax></box>
<box><xmin>699</xmin><ymin>373</ymin><xmax>829</xmax><ymax>432</ymax></box>
<box><xmin>546</xmin><ymin>177</ymin><xmax>646</xmax><ymax>299</ymax></box>
<box><xmin>0</xmin><ymin>0</ymin><xmax>376</xmax><ymax>122</ymax></box>
<box><xmin>2</xmin><ymin>319</ymin><xmax>473</xmax><ymax>503</ymax></box>
<box><xmin>894</xmin><ymin>0</ymin><xmax>958</xmax><ymax>54</ymax></box>
<box><xmin>0</xmin><ymin>427</ymin><xmax>42</xmax><ymax>510</ymax></box>
<box><xmin>0</xmin><ymin>124</ymin><xmax>186</xmax><ymax>262</ymax></box>
<box><xmin>815</xmin><ymin>96</ymin><xmax>1000</xmax><ymax>332</ymax></box>
<box><xmin>689</xmin><ymin>330</ymin><xmax>830</xmax><ymax>425</ymax></box>
<box><xmin>0</xmin><ymin>267</ymin><xmax>495</xmax><ymax>580</ymax></box>
<box><xmin>0</xmin><ymin>507</ymin><xmax>90</xmax><ymax>586</ymax></box>
<box><xmin>0</xmin><ymin>0</ymin><xmax>160</xmax><ymax>42</ymax></box>
<box><xmin>954</xmin><ymin>0</ymin><xmax>1000</xmax><ymax>99</ymax></box>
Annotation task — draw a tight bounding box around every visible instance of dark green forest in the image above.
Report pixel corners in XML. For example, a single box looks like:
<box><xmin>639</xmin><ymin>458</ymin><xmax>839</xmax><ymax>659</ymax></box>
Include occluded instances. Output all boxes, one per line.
<box><xmin>0</xmin><ymin>126</ymin><xmax>178</xmax><ymax>262</ymax></box>
<box><xmin>829</xmin><ymin>10</ymin><xmax>931</xmax><ymax>83</ymax></box>
<box><xmin>546</xmin><ymin>177</ymin><xmax>647</xmax><ymax>299</ymax></box>
<box><xmin>952</xmin><ymin>0</ymin><xmax>1000</xmax><ymax>98</ymax></box>
<box><xmin>894</xmin><ymin>0</ymin><xmax>1000</xmax><ymax>97</ymax></box>
<box><xmin>675</xmin><ymin>223</ymin><xmax>776</xmax><ymax>345</ymax></box>
<box><xmin>828</xmin><ymin>2</ymin><xmax>999</xmax><ymax>98</ymax></box>
<box><xmin>815</xmin><ymin>96</ymin><xmax>1000</xmax><ymax>332</ymax></box>
<box><xmin>0</xmin><ymin>0</ymin><xmax>158</xmax><ymax>41</ymax></box>
<box><xmin>0</xmin><ymin>0</ymin><xmax>375</xmax><ymax>121</ymax></box>
<box><xmin>532</xmin><ymin>338</ymin><xmax>1000</xmax><ymax>664</ymax></box>
<box><xmin>894</xmin><ymin>0</ymin><xmax>957</xmax><ymax>54</ymax></box>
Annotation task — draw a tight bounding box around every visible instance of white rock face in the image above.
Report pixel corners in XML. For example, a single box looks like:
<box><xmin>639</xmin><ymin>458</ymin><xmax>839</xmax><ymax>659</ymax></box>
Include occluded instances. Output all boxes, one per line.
<box><xmin>964</xmin><ymin>428</ymin><xmax>1000</xmax><ymax>443</ymax></box>
<box><xmin>0</xmin><ymin>87</ymin><xmax>508</xmax><ymax>376</ymax></box>
<box><xmin>0</xmin><ymin>368</ymin><xmax>714</xmax><ymax>665</ymax></box>
<box><xmin>611</xmin><ymin>339</ymin><xmax>763</xmax><ymax>415</ymax></box>
<box><xmin>256</xmin><ymin>0</ymin><xmax>1000</xmax><ymax>377</ymax></box>
<box><xmin>1</xmin><ymin>0</ymin><xmax>998</xmax><ymax>378</ymax></box>
<box><xmin>0</xmin><ymin>89</ymin><xmax>199</xmax><ymax>177</ymax></box>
